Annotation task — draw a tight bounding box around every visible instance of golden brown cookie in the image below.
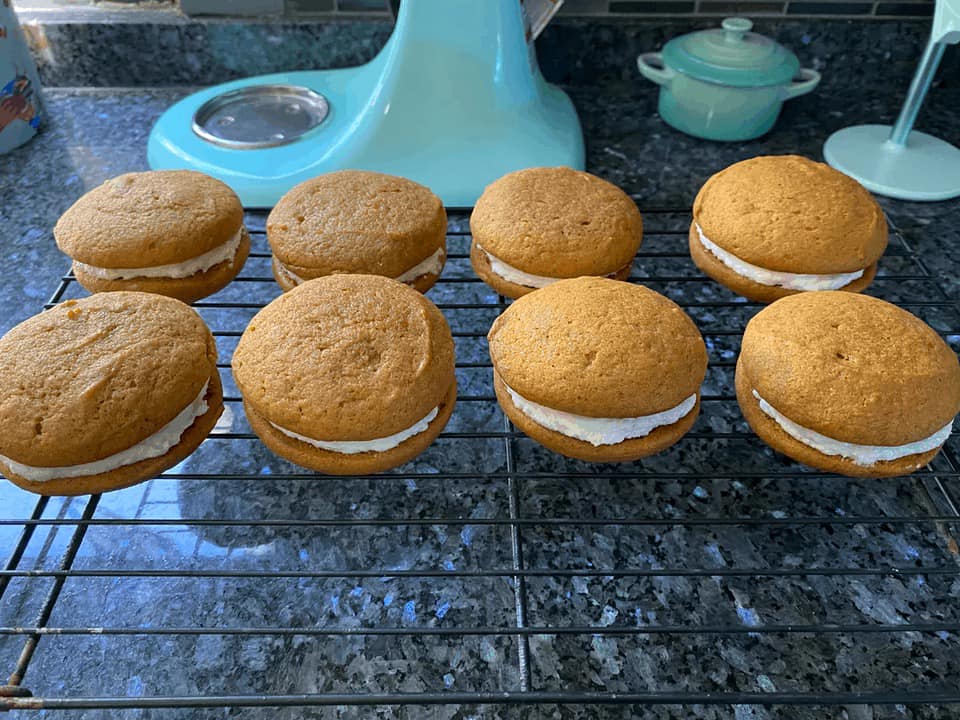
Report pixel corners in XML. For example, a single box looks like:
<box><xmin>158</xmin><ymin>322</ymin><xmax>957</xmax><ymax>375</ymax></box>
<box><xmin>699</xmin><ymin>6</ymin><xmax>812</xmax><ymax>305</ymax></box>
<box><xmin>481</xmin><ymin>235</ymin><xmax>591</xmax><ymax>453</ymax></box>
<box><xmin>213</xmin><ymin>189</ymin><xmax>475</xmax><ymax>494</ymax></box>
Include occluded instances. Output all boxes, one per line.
<box><xmin>470</xmin><ymin>167</ymin><xmax>643</xmax><ymax>299</ymax></box>
<box><xmin>690</xmin><ymin>155</ymin><xmax>887</xmax><ymax>303</ymax></box>
<box><xmin>736</xmin><ymin>291</ymin><xmax>960</xmax><ymax>477</ymax></box>
<box><xmin>487</xmin><ymin>277</ymin><xmax>707</xmax><ymax>462</ymax></box>
<box><xmin>267</xmin><ymin>171</ymin><xmax>447</xmax><ymax>294</ymax></box>
<box><xmin>0</xmin><ymin>292</ymin><xmax>223</xmax><ymax>496</ymax></box>
<box><xmin>232</xmin><ymin>274</ymin><xmax>456</xmax><ymax>474</ymax></box>
<box><xmin>55</xmin><ymin>170</ymin><xmax>249</xmax><ymax>303</ymax></box>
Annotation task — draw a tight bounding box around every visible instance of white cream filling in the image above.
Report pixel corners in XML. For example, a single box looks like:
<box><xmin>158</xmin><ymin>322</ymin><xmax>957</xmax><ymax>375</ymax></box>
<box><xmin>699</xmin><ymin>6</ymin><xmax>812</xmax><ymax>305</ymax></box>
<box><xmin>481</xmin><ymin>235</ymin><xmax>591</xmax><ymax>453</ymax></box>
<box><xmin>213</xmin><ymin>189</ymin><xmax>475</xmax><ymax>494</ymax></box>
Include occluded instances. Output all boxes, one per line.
<box><xmin>477</xmin><ymin>244</ymin><xmax>559</xmax><ymax>289</ymax></box>
<box><xmin>275</xmin><ymin>261</ymin><xmax>306</xmax><ymax>286</ymax></box>
<box><xmin>270</xmin><ymin>406</ymin><xmax>439</xmax><ymax>455</ymax></box>
<box><xmin>76</xmin><ymin>228</ymin><xmax>243</xmax><ymax>280</ymax></box>
<box><xmin>505</xmin><ymin>383</ymin><xmax>697</xmax><ymax>446</ymax></box>
<box><xmin>0</xmin><ymin>381</ymin><xmax>210</xmax><ymax>482</ymax></box>
<box><xmin>752</xmin><ymin>389</ymin><xmax>953</xmax><ymax>466</ymax></box>
<box><xmin>394</xmin><ymin>248</ymin><xmax>445</xmax><ymax>283</ymax></box>
<box><xmin>478</xmin><ymin>244</ymin><xmax>626</xmax><ymax>289</ymax></box>
<box><xmin>276</xmin><ymin>248</ymin><xmax>444</xmax><ymax>287</ymax></box>
<box><xmin>695</xmin><ymin>224</ymin><xmax>864</xmax><ymax>291</ymax></box>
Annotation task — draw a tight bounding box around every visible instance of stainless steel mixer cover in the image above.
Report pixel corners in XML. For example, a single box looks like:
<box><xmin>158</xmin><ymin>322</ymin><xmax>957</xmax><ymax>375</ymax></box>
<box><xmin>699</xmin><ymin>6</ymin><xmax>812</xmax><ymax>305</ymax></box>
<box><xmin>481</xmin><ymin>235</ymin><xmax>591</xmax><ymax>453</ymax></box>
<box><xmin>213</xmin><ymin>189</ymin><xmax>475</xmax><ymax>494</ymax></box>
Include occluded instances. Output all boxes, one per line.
<box><xmin>192</xmin><ymin>84</ymin><xmax>330</xmax><ymax>149</ymax></box>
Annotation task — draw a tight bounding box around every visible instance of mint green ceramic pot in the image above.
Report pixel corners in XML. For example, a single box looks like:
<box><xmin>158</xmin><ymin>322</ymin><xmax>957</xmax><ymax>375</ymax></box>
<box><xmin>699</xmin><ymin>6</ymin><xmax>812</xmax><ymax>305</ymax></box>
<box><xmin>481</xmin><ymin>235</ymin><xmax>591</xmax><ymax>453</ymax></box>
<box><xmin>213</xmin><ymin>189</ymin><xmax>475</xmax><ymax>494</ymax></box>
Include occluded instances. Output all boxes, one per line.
<box><xmin>637</xmin><ymin>18</ymin><xmax>820</xmax><ymax>142</ymax></box>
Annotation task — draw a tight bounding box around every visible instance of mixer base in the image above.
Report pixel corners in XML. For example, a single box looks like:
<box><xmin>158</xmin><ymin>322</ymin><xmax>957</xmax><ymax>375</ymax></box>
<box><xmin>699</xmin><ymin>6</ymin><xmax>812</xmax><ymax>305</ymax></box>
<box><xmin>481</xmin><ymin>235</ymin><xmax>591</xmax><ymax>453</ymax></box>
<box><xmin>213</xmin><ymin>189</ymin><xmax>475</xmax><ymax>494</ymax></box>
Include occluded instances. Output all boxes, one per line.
<box><xmin>147</xmin><ymin>0</ymin><xmax>585</xmax><ymax>208</ymax></box>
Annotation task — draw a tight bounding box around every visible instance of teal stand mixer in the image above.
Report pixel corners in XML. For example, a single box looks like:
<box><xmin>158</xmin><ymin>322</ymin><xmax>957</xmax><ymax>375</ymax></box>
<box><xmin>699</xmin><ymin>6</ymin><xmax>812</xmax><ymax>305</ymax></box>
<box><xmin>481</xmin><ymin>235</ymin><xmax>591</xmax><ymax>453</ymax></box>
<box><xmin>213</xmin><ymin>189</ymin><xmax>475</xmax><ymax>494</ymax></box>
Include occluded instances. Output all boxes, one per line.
<box><xmin>147</xmin><ymin>0</ymin><xmax>585</xmax><ymax>208</ymax></box>
<box><xmin>824</xmin><ymin>0</ymin><xmax>959</xmax><ymax>201</ymax></box>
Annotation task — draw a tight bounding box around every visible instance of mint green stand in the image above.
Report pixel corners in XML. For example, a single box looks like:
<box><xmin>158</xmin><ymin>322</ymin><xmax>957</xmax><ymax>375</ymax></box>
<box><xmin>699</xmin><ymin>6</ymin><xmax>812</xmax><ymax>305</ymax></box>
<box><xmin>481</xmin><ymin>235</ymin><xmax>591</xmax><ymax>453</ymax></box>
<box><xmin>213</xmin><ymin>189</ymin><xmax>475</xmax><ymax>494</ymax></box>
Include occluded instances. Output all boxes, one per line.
<box><xmin>148</xmin><ymin>0</ymin><xmax>584</xmax><ymax>208</ymax></box>
<box><xmin>823</xmin><ymin>0</ymin><xmax>960</xmax><ymax>201</ymax></box>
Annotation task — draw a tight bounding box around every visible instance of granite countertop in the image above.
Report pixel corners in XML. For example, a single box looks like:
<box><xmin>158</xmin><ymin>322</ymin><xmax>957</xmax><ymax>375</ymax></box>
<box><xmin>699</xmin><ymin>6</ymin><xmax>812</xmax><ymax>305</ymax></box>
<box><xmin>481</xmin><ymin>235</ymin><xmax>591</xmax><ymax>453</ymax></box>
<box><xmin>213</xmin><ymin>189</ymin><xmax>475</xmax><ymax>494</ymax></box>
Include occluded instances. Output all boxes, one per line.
<box><xmin>1</xmin><ymin>23</ymin><xmax>960</xmax><ymax>719</ymax></box>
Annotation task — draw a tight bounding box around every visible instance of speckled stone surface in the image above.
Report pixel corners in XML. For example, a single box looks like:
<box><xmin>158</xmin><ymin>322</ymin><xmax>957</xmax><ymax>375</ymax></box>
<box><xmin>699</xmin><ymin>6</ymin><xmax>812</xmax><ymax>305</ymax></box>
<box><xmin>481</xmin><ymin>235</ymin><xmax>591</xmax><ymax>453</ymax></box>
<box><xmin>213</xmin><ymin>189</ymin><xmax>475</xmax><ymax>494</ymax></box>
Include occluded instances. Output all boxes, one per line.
<box><xmin>22</xmin><ymin>17</ymin><xmax>960</xmax><ymax>89</ymax></box>
<box><xmin>1</xmin><ymin>23</ymin><xmax>960</xmax><ymax>719</ymax></box>
<box><xmin>24</xmin><ymin>18</ymin><xmax>394</xmax><ymax>87</ymax></box>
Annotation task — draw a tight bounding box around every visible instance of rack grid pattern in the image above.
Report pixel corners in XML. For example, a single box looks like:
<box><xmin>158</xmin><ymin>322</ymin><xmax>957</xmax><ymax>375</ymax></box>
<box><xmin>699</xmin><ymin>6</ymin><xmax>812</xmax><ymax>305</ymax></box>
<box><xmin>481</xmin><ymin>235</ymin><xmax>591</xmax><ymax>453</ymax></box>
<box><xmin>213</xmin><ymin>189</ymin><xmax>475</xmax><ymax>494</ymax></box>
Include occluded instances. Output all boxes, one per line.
<box><xmin>1</xmin><ymin>208</ymin><xmax>959</xmax><ymax>713</ymax></box>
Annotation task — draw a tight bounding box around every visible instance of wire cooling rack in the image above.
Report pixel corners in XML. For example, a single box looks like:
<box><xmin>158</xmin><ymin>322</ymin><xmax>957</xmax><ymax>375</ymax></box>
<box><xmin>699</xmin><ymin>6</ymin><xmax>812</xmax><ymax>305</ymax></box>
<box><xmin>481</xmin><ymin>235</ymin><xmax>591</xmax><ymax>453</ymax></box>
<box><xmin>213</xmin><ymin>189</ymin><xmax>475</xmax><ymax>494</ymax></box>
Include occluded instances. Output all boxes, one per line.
<box><xmin>1</xmin><ymin>208</ymin><xmax>959</xmax><ymax>715</ymax></box>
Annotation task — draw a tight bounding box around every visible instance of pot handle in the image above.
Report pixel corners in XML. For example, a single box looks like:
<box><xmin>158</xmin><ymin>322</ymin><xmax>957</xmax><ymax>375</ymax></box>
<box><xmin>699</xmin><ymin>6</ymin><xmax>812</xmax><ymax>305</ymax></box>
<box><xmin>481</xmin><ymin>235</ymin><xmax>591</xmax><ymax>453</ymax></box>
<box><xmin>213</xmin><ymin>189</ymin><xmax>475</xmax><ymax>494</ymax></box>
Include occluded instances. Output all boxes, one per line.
<box><xmin>637</xmin><ymin>52</ymin><xmax>675</xmax><ymax>87</ymax></box>
<box><xmin>782</xmin><ymin>68</ymin><xmax>821</xmax><ymax>99</ymax></box>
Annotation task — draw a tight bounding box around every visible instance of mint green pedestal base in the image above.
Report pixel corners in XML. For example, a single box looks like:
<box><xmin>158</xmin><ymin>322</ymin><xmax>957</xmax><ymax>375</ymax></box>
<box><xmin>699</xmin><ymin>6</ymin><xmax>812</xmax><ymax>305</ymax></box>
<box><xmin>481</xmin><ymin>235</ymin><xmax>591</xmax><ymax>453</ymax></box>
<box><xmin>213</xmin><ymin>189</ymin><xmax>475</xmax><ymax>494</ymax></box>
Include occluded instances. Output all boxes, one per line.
<box><xmin>824</xmin><ymin>125</ymin><xmax>960</xmax><ymax>202</ymax></box>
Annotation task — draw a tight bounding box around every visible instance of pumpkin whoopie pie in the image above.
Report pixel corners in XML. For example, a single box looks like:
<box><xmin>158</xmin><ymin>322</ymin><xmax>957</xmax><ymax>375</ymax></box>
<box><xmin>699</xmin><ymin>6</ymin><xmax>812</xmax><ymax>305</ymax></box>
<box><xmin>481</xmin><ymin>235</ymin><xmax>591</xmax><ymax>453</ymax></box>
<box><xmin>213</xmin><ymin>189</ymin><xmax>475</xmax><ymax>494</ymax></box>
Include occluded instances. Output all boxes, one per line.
<box><xmin>737</xmin><ymin>291</ymin><xmax>960</xmax><ymax>477</ymax></box>
<box><xmin>690</xmin><ymin>155</ymin><xmax>887</xmax><ymax>303</ymax></box>
<box><xmin>267</xmin><ymin>170</ymin><xmax>447</xmax><ymax>293</ymax></box>
<box><xmin>488</xmin><ymin>277</ymin><xmax>707</xmax><ymax>462</ymax></box>
<box><xmin>470</xmin><ymin>167</ymin><xmax>643</xmax><ymax>299</ymax></box>
<box><xmin>0</xmin><ymin>292</ymin><xmax>223</xmax><ymax>496</ymax></box>
<box><xmin>232</xmin><ymin>274</ymin><xmax>456</xmax><ymax>474</ymax></box>
<box><xmin>55</xmin><ymin>170</ymin><xmax>250</xmax><ymax>303</ymax></box>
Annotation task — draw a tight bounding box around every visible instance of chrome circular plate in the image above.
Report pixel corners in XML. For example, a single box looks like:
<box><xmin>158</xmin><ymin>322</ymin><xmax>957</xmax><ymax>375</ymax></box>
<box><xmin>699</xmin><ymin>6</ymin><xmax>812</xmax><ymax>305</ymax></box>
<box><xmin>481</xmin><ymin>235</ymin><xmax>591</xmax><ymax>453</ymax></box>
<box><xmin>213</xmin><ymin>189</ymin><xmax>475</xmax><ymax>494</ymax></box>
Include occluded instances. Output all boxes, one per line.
<box><xmin>192</xmin><ymin>84</ymin><xmax>330</xmax><ymax>149</ymax></box>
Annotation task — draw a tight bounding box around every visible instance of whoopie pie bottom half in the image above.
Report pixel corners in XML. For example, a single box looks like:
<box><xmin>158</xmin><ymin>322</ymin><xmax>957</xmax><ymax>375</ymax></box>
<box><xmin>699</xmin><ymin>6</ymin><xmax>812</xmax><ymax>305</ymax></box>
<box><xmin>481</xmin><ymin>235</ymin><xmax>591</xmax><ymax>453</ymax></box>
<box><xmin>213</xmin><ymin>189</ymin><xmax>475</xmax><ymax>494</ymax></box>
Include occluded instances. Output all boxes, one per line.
<box><xmin>688</xmin><ymin>226</ymin><xmax>878</xmax><ymax>304</ymax></box>
<box><xmin>73</xmin><ymin>228</ymin><xmax>252</xmax><ymax>304</ymax></box>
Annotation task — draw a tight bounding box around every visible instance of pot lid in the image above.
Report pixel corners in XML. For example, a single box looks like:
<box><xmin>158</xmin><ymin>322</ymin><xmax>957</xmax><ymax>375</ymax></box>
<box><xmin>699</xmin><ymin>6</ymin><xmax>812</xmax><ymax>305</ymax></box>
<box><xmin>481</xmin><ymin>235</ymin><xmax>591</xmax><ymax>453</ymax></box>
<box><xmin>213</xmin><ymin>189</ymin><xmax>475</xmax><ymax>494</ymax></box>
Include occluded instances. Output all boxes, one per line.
<box><xmin>661</xmin><ymin>18</ymin><xmax>801</xmax><ymax>87</ymax></box>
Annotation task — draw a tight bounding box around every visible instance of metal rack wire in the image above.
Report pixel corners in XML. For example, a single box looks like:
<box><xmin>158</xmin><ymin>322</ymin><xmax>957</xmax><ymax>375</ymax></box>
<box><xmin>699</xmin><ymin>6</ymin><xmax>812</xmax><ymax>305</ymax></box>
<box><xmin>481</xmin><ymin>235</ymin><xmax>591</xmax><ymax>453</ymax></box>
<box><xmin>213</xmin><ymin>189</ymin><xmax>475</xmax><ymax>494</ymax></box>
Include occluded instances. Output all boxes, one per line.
<box><xmin>1</xmin><ymin>208</ymin><xmax>959</xmax><ymax>713</ymax></box>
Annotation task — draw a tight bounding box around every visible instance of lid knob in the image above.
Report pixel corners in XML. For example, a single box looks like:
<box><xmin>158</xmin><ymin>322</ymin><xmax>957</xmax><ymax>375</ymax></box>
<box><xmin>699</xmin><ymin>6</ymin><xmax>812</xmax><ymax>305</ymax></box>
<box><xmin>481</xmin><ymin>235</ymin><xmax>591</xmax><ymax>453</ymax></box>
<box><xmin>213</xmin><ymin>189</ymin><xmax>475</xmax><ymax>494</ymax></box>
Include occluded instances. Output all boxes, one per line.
<box><xmin>721</xmin><ymin>17</ymin><xmax>753</xmax><ymax>43</ymax></box>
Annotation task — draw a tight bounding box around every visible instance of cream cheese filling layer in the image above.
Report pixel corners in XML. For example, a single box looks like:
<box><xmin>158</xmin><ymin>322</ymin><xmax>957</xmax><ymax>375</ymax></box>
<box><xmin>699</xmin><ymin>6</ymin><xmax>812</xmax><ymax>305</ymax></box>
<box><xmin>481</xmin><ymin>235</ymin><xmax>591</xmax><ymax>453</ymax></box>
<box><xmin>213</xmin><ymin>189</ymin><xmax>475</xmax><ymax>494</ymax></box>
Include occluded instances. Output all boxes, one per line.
<box><xmin>274</xmin><ymin>260</ymin><xmax>305</xmax><ymax>287</ymax></box>
<box><xmin>0</xmin><ymin>381</ymin><xmax>210</xmax><ymax>482</ymax></box>
<box><xmin>504</xmin><ymin>382</ymin><xmax>697</xmax><ymax>447</ymax></box>
<box><xmin>477</xmin><ymin>244</ymin><xmax>559</xmax><ymax>289</ymax></box>
<box><xmin>276</xmin><ymin>248</ymin><xmax>445</xmax><ymax>287</ymax></box>
<box><xmin>395</xmin><ymin>248</ymin><xmax>445</xmax><ymax>283</ymax></box>
<box><xmin>270</xmin><ymin>406</ymin><xmax>439</xmax><ymax>455</ymax></box>
<box><xmin>76</xmin><ymin>228</ymin><xmax>244</xmax><ymax>280</ymax></box>
<box><xmin>695</xmin><ymin>224</ymin><xmax>864</xmax><ymax>291</ymax></box>
<box><xmin>477</xmin><ymin>244</ymin><xmax>627</xmax><ymax>289</ymax></box>
<box><xmin>752</xmin><ymin>389</ymin><xmax>953</xmax><ymax>466</ymax></box>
